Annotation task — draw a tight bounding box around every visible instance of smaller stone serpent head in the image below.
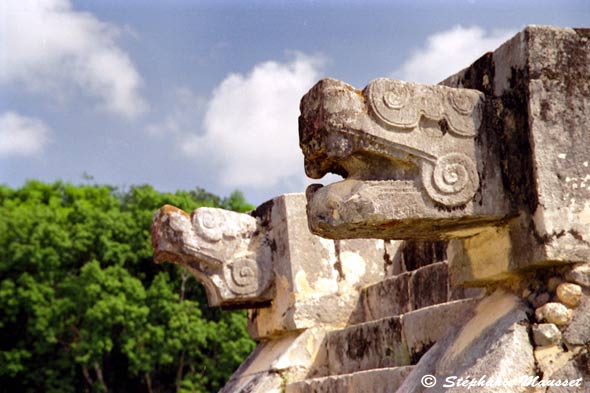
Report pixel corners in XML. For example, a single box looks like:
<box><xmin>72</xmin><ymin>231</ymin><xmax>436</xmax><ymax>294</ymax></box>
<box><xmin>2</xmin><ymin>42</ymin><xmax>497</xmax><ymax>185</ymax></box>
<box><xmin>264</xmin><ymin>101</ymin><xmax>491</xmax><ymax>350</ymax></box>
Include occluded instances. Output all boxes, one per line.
<box><xmin>152</xmin><ymin>205</ymin><xmax>273</xmax><ymax>307</ymax></box>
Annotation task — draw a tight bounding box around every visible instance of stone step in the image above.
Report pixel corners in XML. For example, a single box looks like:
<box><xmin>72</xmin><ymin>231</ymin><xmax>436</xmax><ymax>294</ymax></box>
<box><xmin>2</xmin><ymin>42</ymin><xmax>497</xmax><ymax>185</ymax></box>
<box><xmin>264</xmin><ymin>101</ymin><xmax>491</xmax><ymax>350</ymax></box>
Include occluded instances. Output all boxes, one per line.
<box><xmin>350</xmin><ymin>261</ymin><xmax>482</xmax><ymax>324</ymax></box>
<box><xmin>309</xmin><ymin>297</ymin><xmax>480</xmax><ymax>378</ymax></box>
<box><xmin>285</xmin><ymin>366</ymin><xmax>414</xmax><ymax>393</ymax></box>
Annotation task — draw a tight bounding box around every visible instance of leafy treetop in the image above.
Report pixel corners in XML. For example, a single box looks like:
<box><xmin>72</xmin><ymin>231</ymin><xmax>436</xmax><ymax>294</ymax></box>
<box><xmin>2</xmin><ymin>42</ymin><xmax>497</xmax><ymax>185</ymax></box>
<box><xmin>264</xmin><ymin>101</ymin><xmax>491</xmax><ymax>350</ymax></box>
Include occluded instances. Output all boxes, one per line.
<box><xmin>0</xmin><ymin>181</ymin><xmax>256</xmax><ymax>393</ymax></box>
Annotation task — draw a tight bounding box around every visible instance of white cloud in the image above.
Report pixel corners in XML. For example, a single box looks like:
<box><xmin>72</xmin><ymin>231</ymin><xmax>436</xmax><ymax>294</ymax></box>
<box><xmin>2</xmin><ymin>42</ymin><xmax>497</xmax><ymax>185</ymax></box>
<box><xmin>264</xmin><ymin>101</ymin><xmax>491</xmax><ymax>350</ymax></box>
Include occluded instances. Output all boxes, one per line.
<box><xmin>181</xmin><ymin>52</ymin><xmax>325</xmax><ymax>189</ymax></box>
<box><xmin>0</xmin><ymin>112</ymin><xmax>50</xmax><ymax>156</ymax></box>
<box><xmin>393</xmin><ymin>25</ymin><xmax>515</xmax><ymax>84</ymax></box>
<box><xmin>146</xmin><ymin>88</ymin><xmax>206</xmax><ymax>137</ymax></box>
<box><xmin>0</xmin><ymin>0</ymin><xmax>146</xmax><ymax>118</ymax></box>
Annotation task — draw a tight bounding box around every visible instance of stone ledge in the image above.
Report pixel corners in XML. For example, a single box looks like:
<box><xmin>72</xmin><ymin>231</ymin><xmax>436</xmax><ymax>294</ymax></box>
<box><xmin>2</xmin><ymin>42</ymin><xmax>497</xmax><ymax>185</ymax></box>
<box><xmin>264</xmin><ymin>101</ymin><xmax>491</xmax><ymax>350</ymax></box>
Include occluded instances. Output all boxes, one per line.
<box><xmin>286</xmin><ymin>366</ymin><xmax>414</xmax><ymax>393</ymax></box>
<box><xmin>311</xmin><ymin>297</ymin><xmax>479</xmax><ymax>377</ymax></box>
<box><xmin>351</xmin><ymin>261</ymin><xmax>478</xmax><ymax>324</ymax></box>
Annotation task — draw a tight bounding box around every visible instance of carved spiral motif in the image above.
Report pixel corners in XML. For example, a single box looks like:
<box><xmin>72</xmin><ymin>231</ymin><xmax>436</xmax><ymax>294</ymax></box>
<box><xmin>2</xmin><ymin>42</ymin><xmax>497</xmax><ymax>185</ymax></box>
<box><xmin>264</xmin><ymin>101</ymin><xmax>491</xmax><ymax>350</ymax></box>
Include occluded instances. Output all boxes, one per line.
<box><xmin>422</xmin><ymin>153</ymin><xmax>479</xmax><ymax>207</ymax></box>
<box><xmin>201</xmin><ymin>211</ymin><xmax>218</xmax><ymax>229</ymax></box>
<box><xmin>224</xmin><ymin>258</ymin><xmax>259</xmax><ymax>295</ymax></box>
<box><xmin>448</xmin><ymin>90</ymin><xmax>476</xmax><ymax>115</ymax></box>
<box><xmin>369</xmin><ymin>79</ymin><xmax>417</xmax><ymax>129</ymax></box>
<box><xmin>382</xmin><ymin>84</ymin><xmax>410</xmax><ymax>109</ymax></box>
<box><xmin>194</xmin><ymin>209</ymin><xmax>223</xmax><ymax>242</ymax></box>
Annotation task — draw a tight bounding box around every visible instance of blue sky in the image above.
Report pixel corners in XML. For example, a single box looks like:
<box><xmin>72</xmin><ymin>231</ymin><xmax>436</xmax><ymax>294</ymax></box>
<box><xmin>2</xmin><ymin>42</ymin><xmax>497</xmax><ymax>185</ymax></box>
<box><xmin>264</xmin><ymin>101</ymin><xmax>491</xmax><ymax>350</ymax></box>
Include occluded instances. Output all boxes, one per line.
<box><xmin>1</xmin><ymin>0</ymin><xmax>589</xmax><ymax>205</ymax></box>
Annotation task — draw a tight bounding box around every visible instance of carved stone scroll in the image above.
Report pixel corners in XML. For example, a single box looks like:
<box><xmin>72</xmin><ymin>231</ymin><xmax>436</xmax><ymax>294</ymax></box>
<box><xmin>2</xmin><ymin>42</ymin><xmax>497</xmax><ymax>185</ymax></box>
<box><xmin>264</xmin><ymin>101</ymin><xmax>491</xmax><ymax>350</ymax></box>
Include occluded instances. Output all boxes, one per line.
<box><xmin>152</xmin><ymin>205</ymin><xmax>273</xmax><ymax>307</ymax></box>
<box><xmin>299</xmin><ymin>77</ymin><xmax>510</xmax><ymax>240</ymax></box>
<box><xmin>368</xmin><ymin>78</ymin><xmax>481</xmax><ymax>137</ymax></box>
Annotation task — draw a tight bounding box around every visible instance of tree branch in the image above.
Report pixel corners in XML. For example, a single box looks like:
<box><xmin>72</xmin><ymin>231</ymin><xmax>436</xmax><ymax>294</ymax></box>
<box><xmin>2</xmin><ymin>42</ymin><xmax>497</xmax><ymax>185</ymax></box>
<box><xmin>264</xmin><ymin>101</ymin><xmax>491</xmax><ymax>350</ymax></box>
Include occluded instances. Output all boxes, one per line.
<box><xmin>94</xmin><ymin>361</ymin><xmax>108</xmax><ymax>392</ymax></box>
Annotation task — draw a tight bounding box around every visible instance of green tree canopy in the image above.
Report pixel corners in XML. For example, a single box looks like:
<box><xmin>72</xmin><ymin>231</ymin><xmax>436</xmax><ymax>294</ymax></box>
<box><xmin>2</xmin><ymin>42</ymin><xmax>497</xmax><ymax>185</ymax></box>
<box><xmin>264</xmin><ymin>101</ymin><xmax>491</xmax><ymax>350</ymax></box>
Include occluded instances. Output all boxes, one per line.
<box><xmin>0</xmin><ymin>181</ymin><xmax>256</xmax><ymax>392</ymax></box>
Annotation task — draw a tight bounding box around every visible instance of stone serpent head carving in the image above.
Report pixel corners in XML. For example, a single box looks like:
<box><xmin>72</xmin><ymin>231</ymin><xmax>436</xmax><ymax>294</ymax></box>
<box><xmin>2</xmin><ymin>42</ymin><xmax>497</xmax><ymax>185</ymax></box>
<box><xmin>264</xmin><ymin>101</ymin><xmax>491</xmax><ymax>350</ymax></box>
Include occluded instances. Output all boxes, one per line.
<box><xmin>299</xmin><ymin>78</ymin><xmax>510</xmax><ymax>240</ymax></box>
<box><xmin>152</xmin><ymin>194</ymin><xmax>388</xmax><ymax>337</ymax></box>
<box><xmin>152</xmin><ymin>205</ymin><xmax>273</xmax><ymax>307</ymax></box>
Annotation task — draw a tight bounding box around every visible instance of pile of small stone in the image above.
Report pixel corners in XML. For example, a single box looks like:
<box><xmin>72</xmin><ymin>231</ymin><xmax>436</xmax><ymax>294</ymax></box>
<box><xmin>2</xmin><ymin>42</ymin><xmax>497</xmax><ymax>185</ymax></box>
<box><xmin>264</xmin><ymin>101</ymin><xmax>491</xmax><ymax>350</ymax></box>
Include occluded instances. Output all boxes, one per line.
<box><xmin>532</xmin><ymin>264</ymin><xmax>588</xmax><ymax>325</ymax></box>
<box><xmin>520</xmin><ymin>263</ymin><xmax>590</xmax><ymax>379</ymax></box>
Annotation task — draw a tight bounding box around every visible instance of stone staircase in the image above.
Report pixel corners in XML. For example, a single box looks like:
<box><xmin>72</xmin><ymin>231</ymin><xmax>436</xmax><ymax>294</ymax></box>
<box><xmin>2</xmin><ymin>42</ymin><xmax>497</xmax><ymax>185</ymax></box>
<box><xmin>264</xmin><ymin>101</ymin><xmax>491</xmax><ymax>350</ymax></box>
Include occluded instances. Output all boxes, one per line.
<box><xmin>286</xmin><ymin>262</ymin><xmax>481</xmax><ymax>392</ymax></box>
<box><xmin>287</xmin><ymin>366</ymin><xmax>414</xmax><ymax>393</ymax></box>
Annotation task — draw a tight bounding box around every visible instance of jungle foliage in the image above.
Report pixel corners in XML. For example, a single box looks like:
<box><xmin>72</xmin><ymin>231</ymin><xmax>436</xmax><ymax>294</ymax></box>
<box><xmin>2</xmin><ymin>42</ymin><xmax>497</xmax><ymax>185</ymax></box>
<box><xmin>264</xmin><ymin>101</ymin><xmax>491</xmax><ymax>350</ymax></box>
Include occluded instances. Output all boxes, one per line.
<box><xmin>0</xmin><ymin>181</ymin><xmax>256</xmax><ymax>392</ymax></box>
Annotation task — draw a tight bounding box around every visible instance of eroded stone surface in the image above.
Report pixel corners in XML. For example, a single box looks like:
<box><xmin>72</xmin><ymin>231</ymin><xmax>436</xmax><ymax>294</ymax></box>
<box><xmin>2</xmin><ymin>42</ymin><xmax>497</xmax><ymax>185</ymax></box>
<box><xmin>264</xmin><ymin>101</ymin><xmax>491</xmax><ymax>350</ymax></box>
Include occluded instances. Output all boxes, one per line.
<box><xmin>351</xmin><ymin>261</ymin><xmax>453</xmax><ymax>324</ymax></box>
<box><xmin>441</xmin><ymin>26</ymin><xmax>590</xmax><ymax>278</ymax></box>
<box><xmin>535</xmin><ymin>302</ymin><xmax>572</xmax><ymax>326</ymax></box>
<box><xmin>533</xmin><ymin>323</ymin><xmax>562</xmax><ymax>347</ymax></box>
<box><xmin>401</xmin><ymin>298</ymin><xmax>480</xmax><ymax>363</ymax></box>
<box><xmin>350</xmin><ymin>270</ymin><xmax>410</xmax><ymax>324</ymax></box>
<box><xmin>300</xmin><ymin>78</ymin><xmax>509</xmax><ymax>241</ymax></box>
<box><xmin>447</xmin><ymin>226</ymin><xmax>518</xmax><ymax>286</ymax></box>
<box><xmin>556</xmin><ymin>282</ymin><xmax>582</xmax><ymax>307</ymax></box>
<box><xmin>563</xmin><ymin>288</ymin><xmax>590</xmax><ymax>346</ymax></box>
<box><xmin>316</xmin><ymin>316</ymin><xmax>408</xmax><ymax>377</ymax></box>
<box><xmin>397</xmin><ymin>290</ymin><xmax>535</xmax><ymax>393</ymax></box>
<box><xmin>300</xmin><ymin>26</ymin><xmax>590</xmax><ymax>288</ymax></box>
<box><xmin>246</xmin><ymin>194</ymin><xmax>389</xmax><ymax>338</ymax></box>
<box><xmin>545</xmin><ymin>354</ymin><xmax>590</xmax><ymax>392</ymax></box>
<box><xmin>409</xmin><ymin>261</ymin><xmax>450</xmax><ymax>310</ymax></box>
<box><xmin>153</xmin><ymin>205</ymin><xmax>272</xmax><ymax>307</ymax></box>
<box><xmin>534</xmin><ymin>345</ymin><xmax>573</xmax><ymax>379</ymax></box>
<box><xmin>153</xmin><ymin>194</ymin><xmax>389</xmax><ymax>328</ymax></box>
<box><xmin>310</xmin><ymin>297</ymin><xmax>478</xmax><ymax>380</ymax></box>
<box><xmin>565</xmin><ymin>263</ymin><xmax>590</xmax><ymax>287</ymax></box>
<box><xmin>220</xmin><ymin>328</ymin><xmax>328</xmax><ymax>393</ymax></box>
<box><xmin>286</xmin><ymin>366</ymin><xmax>414</xmax><ymax>393</ymax></box>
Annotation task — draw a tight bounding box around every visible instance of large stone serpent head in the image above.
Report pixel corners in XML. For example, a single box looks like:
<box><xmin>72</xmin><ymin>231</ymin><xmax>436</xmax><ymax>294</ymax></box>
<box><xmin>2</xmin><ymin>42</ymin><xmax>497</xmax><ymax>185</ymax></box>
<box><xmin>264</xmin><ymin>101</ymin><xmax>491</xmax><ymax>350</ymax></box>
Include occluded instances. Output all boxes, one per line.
<box><xmin>299</xmin><ymin>78</ymin><xmax>510</xmax><ymax>240</ymax></box>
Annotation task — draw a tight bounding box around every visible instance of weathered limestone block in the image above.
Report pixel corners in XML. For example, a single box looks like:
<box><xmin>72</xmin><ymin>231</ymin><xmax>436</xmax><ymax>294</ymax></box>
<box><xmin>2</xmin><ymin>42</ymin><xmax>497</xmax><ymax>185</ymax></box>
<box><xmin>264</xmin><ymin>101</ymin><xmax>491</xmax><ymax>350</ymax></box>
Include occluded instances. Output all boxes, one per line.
<box><xmin>246</xmin><ymin>194</ymin><xmax>389</xmax><ymax>338</ymax></box>
<box><xmin>309</xmin><ymin>297</ymin><xmax>478</xmax><ymax>379</ymax></box>
<box><xmin>534</xmin><ymin>345</ymin><xmax>574</xmax><ymax>379</ymax></box>
<box><xmin>351</xmin><ymin>270</ymin><xmax>410</xmax><ymax>323</ymax></box>
<box><xmin>563</xmin><ymin>287</ymin><xmax>590</xmax><ymax>346</ymax></box>
<box><xmin>299</xmin><ymin>26</ymin><xmax>590</xmax><ymax>286</ymax></box>
<box><xmin>220</xmin><ymin>328</ymin><xmax>328</xmax><ymax>393</ymax></box>
<box><xmin>153</xmin><ymin>205</ymin><xmax>272</xmax><ymax>307</ymax></box>
<box><xmin>286</xmin><ymin>366</ymin><xmax>414</xmax><ymax>393</ymax></box>
<box><xmin>300</xmin><ymin>78</ymin><xmax>509</xmax><ymax>240</ymax></box>
<box><xmin>442</xmin><ymin>26</ymin><xmax>590</xmax><ymax>284</ymax></box>
<box><xmin>351</xmin><ymin>261</ymin><xmax>462</xmax><ymax>324</ymax></box>
<box><xmin>393</xmin><ymin>239</ymin><xmax>448</xmax><ymax>272</ymax></box>
<box><xmin>545</xmin><ymin>356</ymin><xmax>590</xmax><ymax>393</ymax></box>
<box><xmin>408</xmin><ymin>261</ymin><xmax>450</xmax><ymax>310</ymax></box>
<box><xmin>401</xmin><ymin>298</ymin><xmax>480</xmax><ymax>364</ymax></box>
<box><xmin>397</xmin><ymin>290</ymin><xmax>535</xmax><ymax>393</ymax></box>
<box><xmin>446</xmin><ymin>225</ymin><xmax>520</xmax><ymax>285</ymax></box>
<box><xmin>153</xmin><ymin>193</ymin><xmax>389</xmax><ymax>333</ymax></box>
<box><xmin>316</xmin><ymin>316</ymin><xmax>408</xmax><ymax>377</ymax></box>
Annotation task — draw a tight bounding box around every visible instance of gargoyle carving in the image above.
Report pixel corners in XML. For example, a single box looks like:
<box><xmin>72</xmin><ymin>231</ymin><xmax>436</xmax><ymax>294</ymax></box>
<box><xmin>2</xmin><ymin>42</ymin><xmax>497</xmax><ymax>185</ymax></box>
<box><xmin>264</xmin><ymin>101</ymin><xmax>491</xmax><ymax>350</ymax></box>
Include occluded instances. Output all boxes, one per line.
<box><xmin>152</xmin><ymin>205</ymin><xmax>273</xmax><ymax>307</ymax></box>
<box><xmin>152</xmin><ymin>194</ymin><xmax>388</xmax><ymax>333</ymax></box>
<box><xmin>300</xmin><ymin>78</ymin><xmax>509</xmax><ymax>240</ymax></box>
